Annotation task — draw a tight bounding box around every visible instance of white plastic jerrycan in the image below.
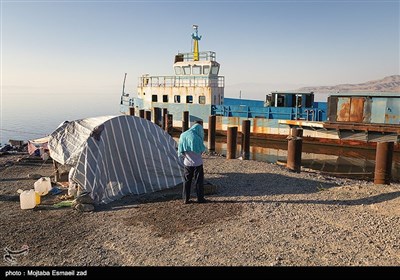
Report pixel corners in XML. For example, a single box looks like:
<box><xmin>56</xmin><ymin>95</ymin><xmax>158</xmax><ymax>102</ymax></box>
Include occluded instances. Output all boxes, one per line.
<box><xmin>34</xmin><ymin>177</ymin><xmax>52</xmax><ymax>196</ymax></box>
<box><xmin>20</xmin><ymin>189</ymin><xmax>36</xmax><ymax>210</ymax></box>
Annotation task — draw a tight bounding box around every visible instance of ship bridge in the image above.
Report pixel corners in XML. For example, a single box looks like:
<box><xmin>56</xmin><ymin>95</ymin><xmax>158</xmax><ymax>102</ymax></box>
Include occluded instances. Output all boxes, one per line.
<box><xmin>137</xmin><ymin>25</ymin><xmax>224</xmax><ymax>106</ymax></box>
<box><xmin>173</xmin><ymin>51</ymin><xmax>220</xmax><ymax>77</ymax></box>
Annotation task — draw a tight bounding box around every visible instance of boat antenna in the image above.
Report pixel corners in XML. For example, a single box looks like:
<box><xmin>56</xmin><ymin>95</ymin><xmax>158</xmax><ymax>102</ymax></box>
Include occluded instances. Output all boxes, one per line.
<box><xmin>122</xmin><ymin>73</ymin><xmax>127</xmax><ymax>96</ymax></box>
<box><xmin>191</xmin><ymin>24</ymin><xmax>202</xmax><ymax>61</ymax></box>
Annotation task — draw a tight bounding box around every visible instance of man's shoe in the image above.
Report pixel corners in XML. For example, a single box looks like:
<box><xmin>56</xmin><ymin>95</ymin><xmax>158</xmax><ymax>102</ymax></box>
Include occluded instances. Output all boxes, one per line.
<box><xmin>197</xmin><ymin>198</ymin><xmax>209</xmax><ymax>204</ymax></box>
<box><xmin>184</xmin><ymin>200</ymin><xmax>192</xmax><ymax>204</ymax></box>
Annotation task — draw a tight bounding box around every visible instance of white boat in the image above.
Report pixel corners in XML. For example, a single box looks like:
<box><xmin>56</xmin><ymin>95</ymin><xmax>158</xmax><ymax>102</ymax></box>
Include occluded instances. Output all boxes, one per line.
<box><xmin>120</xmin><ymin>25</ymin><xmax>400</xmax><ymax>148</ymax></box>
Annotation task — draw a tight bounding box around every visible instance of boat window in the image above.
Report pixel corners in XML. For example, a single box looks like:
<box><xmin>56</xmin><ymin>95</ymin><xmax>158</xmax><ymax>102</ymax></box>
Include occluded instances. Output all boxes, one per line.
<box><xmin>174</xmin><ymin>66</ymin><xmax>182</xmax><ymax>75</ymax></box>
<box><xmin>203</xmin><ymin>65</ymin><xmax>210</xmax><ymax>75</ymax></box>
<box><xmin>174</xmin><ymin>54</ymin><xmax>184</xmax><ymax>63</ymax></box>
<box><xmin>211</xmin><ymin>66</ymin><xmax>219</xmax><ymax>75</ymax></box>
<box><xmin>277</xmin><ymin>95</ymin><xmax>285</xmax><ymax>107</ymax></box>
<box><xmin>199</xmin><ymin>96</ymin><xmax>206</xmax><ymax>104</ymax></box>
<box><xmin>174</xmin><ymin>95</ymin><xmax>181</xmax><ymax>103</ymax></box>
<box><xmin>305</xmin><ymin>94</ymin><xmax>313</xmax><ymax>107</ymax></box>
<box><xmin>296</xmin><ymin>95</ymin><xmax>303</xmax><ymax>107</ymax></box>
<box><xmin>265</xmin><ymin>95</ymin><xmax>271</xmax><ymax>106</ymax></box>
<box><xmin>290</xmin><ymin>94</ymin><xmax>297</xmax><ymax>107</ymax></box>
<box><xmin>183</xmin><ymin>66</ymin><xmax>191</xmax><ymax>75</ymax></box>
<box><xmin>186</xmin><ymin>95</ymin><xmax>193</xmax><ymax>104</ymax></box>
<box><xmin>192</xmin><ymin>65</ymin><xmax>201</xmax><ymax>75</ymax></box>
<box><xmin>163</xmin><ymin>95</ymin><xmax>168</xmax><ymax>103</ymax></box>
<box><xmin>152</xmin><ymin>95</ymin><xmax>158</xmax><ymax>102</ymax></box>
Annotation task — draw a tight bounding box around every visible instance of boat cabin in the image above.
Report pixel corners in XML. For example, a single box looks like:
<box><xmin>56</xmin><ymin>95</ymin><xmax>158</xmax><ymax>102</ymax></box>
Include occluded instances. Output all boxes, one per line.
<box><xmin>265</xmin><ymin>91</ymin><xmax>314</xmax><ymax>108</ymax></box>
<box><xmin>136</xmin><ymin>25</ymin><xmax>224</xmax><ymax>107</ymax></box>
<box><xmin>327</xmin><ymin>92</ymin><xmax>400</xmax><ymax>124</ymax></box>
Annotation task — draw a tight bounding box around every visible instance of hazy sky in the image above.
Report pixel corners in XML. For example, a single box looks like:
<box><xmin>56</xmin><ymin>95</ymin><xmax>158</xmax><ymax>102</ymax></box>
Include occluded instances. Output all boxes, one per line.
<box><xmin>2</xmin><ymin>0</ymin><xmax>399</xmax><ymax>101</ymax></box>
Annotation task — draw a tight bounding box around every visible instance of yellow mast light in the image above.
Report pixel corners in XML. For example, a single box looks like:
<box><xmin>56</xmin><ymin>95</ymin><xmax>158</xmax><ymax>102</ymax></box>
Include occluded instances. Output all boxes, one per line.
<box><xmin>191</xmin><ymin>24</ymin><xmax>202</xmax><ymax>61</ymax></box>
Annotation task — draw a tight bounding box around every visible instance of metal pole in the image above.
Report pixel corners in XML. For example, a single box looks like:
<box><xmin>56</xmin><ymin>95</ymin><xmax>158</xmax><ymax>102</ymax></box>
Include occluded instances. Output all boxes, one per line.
<box><xmin>241</xmin><ymin>120</ymin><xmax>251</xmax><ymax>160</ymax></box>
<box><xmin>145</xmin><ymin>110</ymin><xmax>151</xmax><ymax>121</ymax></box>
<box><xmin>153</xmin><ymin>107</ymin><xmax>161</xmax><ymax>126</ymax></box>
<box><xmin>165</xmin><ymin>114</ymin><xmax>173</xmax><ymax>134</ymax></box>
<box><xmin>162</xmin><ymin>108</ymin><xmax>168</xmax><ymax>130</ymax></box>
<box><xmin>227</xmin><ymin>126</ymin><xmax>238</xmax><ymax>160</ymax></box>
<box><xmin>53</xmin><ymin>160</ymin><xmax>59</xmax><ymax>182</ymax></box>
<box><xmin>374</xmin><ymin>142</ymin><xmax>394</xmax><ymax>185</ymax></box>
<box><xmin>286</xmin><ymin>127</ymin><xmax>303</xmax><ymax>173</ymax></box>
<box><xmin>182</xmin><ymin>111</ymin><xmax>189</xmax><ymax>132</ymax></box>
<box><xmin>208</xmin><ymin>115</ymin><xmax>216</xmax><ymax>151</ymax></box>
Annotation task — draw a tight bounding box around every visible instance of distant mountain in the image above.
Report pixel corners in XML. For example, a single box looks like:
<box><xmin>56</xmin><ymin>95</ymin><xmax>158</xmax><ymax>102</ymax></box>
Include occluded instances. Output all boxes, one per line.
<box><xmin>297</xmin><ymin>75</ymin><xmax>400</xmax><ymax>93</ymax></box>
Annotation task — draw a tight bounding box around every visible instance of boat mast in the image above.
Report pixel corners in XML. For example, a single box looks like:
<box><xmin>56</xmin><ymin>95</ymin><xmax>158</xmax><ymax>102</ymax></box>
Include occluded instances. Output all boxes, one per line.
<box><xmin>191</xmin><ymin>25</ymin><xmax>202</xmax><ymax>61</ymax></box>
<box><xmin>122</xmin><ymin>73</ymin><xmax>127</xmax><ymax>96</ymax></box>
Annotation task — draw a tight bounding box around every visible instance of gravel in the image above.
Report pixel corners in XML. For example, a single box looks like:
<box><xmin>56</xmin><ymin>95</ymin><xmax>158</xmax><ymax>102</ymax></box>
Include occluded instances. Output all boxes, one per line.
<box><xmin>1</xmin><ymin>153</ymin><xmax>400</xmax><ymax>266</ymax></box>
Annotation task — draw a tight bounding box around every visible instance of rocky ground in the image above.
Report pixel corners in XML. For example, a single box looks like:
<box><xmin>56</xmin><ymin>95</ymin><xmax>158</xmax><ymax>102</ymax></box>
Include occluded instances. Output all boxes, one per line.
<box><xmin>1</xmin><ymin>152</ymin><xmax>400</xmax><ymax>267</ymax></box>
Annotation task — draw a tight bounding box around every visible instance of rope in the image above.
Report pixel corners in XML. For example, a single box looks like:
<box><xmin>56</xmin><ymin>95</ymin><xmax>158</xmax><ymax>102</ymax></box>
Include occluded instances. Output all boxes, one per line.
<box><xmin>36</xmin><ymin>157</ymin><xmax>51</xmax><ymax>172</ymax></box>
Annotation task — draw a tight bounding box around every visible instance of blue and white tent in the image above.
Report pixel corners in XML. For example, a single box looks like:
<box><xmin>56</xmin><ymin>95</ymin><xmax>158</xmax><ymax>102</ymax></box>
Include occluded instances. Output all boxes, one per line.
<box><xmin>48</xmin><ymin>115</ymin><xmax>184</xmax><ymax>204</ymax></box>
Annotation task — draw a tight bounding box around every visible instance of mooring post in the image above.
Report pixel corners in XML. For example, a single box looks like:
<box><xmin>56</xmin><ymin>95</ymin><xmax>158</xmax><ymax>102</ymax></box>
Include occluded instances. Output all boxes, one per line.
<box><xmin>374</xmin><ymin>142</ymin><xmax>394</xmax><ymax>185</ymax></box>
<box><xmin>182</xmin><ymin>111</ymin><xmax>189</xmax><ymax>132</ymax></box>
<box><xmin>139</xmin><ymin>109</ymin><xmax>145</xmax><ymax>119</ymax></box>
<box><xmin>208</xmin><ymin>115</ymin><xmax>216</xmax><ymax>151</ymax></box>
<box><xmin>286</xmin><ymin>127</ymin><xmax>303</xmax><ymax>173</ymax></box>
<box><xmin>162</xmin><ymin>108</ymin><xmax>168</xmax><ymax>130</ymax></box>
<box><xmin>145</xmin><ymin>110</ymin><xmax>151</xmax><ymax>121</ymax></box>
<box><xmin>165</xmin><ymin>114</ymin><xmax>173</xmax><ymax>134</ymax></box>
<box><xmin>227</xmin><ymin>126</ymin><xmax>238</xmax><ymax>160</ymax></box>
<box><xmin>241</xmin><ymin>120</ymin><xmax>251</xmax><ymax>160</ymax></box>
<box><xmin>153</xmin><ymin>107</ymin><xmax>161</xmax><ymax>126</ymax></box>
<box><xmin>129</xmin><ymin>107</ymin><xmax>135</xmax><ymax>116</ymax></box>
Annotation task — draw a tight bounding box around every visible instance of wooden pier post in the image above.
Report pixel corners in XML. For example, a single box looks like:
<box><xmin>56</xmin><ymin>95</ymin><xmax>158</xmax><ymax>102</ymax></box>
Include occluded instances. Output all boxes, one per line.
<box><xmin>165</xmin><ymin>114</ymin><xmax>173</xmax><ymax>134</ymax></box>
<box><xmin>208</xmin><ymin>115</ymin><xmax>216</xmax><ymax>151</ymax></box>
<box><xmin>227</xmin><ymin>126</ymin><xmax>238</xmax><ymax>160</ymax></box>
<box><xmin>153</xmin><ymin>107</ymin><xmax>161</xmax><ymax>126</ymax></box>
<box><xmin>374</xmin><ymin>142</ymin><xmax>394</xmax><ymax>185</ymax></box>
<box><xmin>162</xmin><ymin>108</ymin><xmax>168</xmax><ymax>130</ymax></box>
<box><xmin>182</xmin><ymin>111</ymin><xmax>189</xmax><ymax>132</ymax></box>
<box><xmin>145</xmin><ymin>110</ymin><xmax>151</xmax><ymax>121</ymax></box>
<box><xmin>241</xmin><ymin>120</ymin><xmax>251</xmax><ymax>160</ymax></box>
<box><xmin>286</xmin><ymin>127</ymin><xmax>303</xmax><ymax>173</ymax></box>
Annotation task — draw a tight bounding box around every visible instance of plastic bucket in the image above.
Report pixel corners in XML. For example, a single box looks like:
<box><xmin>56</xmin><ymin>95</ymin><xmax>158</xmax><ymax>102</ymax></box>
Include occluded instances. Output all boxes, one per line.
<box><xmin>20</xmin><ymin>190</ymin><xmax>36</xmax><ymax>210</ymax></box>
<box><xmin>34</xmin><ymin>177</ymin><xmax>52</xmax><ymax>196</ymax></box>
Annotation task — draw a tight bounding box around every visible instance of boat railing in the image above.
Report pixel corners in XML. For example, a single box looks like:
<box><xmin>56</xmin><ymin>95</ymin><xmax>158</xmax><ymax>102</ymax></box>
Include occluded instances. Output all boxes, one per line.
<box><xmin>177</xmin><ymin>51</ymin><xmax>217</xmax><ymax>62</ymax></box>
<box><xmin>212</xmin><ymin>105</ymin><xmax>327</xmax><ymax>121</ymax></box>
<box><xmin>139</xmin><ymin>75</ymin><xmax>224</xmax><ymax>88</ymax></box>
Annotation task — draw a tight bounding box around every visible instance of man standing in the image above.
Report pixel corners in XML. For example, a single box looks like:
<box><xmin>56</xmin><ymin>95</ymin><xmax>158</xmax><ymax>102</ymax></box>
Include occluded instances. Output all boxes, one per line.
<box><xmin>178</xmin><ymin>121</ymin><xmax>207</xmax><ymax>204</ymax></box>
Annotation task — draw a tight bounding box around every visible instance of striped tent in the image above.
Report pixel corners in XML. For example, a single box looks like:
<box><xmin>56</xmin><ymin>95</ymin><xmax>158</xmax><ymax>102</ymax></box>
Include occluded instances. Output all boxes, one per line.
<box><xmin>48</xmin><ymin>115</ymin><xmax>184</xmax><ymax>204</ymax></box>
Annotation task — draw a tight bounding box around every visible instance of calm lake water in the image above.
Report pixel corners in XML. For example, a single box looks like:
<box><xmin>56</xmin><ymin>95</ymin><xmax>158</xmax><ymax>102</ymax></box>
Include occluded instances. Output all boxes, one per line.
<box><xmin>209</xmin><ymin>137</ymin><xmax>400</xmax><ymax>182</ymax></box>
<box><xmin>2</xmin><ymin>92</ymin><xmax>399</xmax><ymax>182</ymax></box>
<box><xmin>1</xmin><ymin>92</ymin><xmax>120</xmax><ymax>146</ymax></box>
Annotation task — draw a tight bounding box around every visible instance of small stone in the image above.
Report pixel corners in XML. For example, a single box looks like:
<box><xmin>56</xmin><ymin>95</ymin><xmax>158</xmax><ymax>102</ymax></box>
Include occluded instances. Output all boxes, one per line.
<box><xmin>28</xmin><ymin>173</ymin><xmax>42</xmax><ymax>179</ymax></box>
<box><xmin>74</xmin><ymin>203</ymin><xmax>95</xmax><ymax>212</ymax></box>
